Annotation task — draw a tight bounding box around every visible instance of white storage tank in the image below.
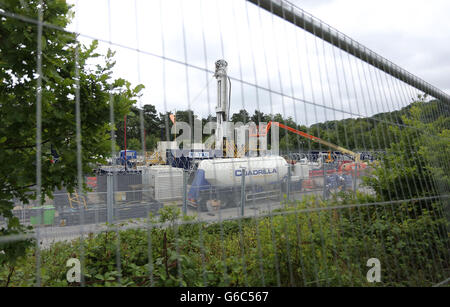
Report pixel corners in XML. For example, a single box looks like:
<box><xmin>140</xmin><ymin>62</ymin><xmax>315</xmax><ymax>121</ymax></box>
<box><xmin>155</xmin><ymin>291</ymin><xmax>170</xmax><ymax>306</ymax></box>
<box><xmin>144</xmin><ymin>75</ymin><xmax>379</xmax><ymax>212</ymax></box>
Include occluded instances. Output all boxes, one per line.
<box><xmin>197</xmin><ymin>156</ymin><xmax>289</xmax><ymax>187</ymax></box>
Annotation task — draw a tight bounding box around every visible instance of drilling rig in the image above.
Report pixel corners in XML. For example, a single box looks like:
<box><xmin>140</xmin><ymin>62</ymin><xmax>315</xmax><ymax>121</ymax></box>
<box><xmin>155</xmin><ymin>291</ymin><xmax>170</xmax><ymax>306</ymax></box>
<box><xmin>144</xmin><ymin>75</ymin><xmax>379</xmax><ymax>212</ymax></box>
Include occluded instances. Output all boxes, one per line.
<box><xmin>213</xmin><ymin>59</ymin><xmax>232</xmax><ymax>153</ymax></box>
<box><xmin>187</xmin><ymin>60</ymin><xmax>290</xmax><ymax>211</ymax></box>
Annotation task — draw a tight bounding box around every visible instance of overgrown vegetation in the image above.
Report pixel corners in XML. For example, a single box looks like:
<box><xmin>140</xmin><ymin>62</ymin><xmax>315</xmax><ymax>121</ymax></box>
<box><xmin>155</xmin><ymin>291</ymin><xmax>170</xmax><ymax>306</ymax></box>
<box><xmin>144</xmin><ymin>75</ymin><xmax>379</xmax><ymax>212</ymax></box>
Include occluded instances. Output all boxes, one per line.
<box><xmin>1</xmin><ymin>192</ymin><xmax>448</xmax><ymax>287</ymax></box>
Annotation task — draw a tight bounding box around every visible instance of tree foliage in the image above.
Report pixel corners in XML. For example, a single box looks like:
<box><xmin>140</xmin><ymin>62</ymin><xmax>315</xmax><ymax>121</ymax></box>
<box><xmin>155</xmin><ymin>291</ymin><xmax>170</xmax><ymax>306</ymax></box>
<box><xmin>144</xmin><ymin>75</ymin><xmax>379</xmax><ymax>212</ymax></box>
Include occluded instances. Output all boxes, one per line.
<box><xmin>0</xmin><ymin>0</ymin><xmax>142</xmax><ymax>264</ymax></box>
<box><xmin>363</xmin><ymin>100</ymin><xmax>450</xmax><ymax>201</ymax></box>
<box><xmin>119</xmin><ymin>98</ymin><xmax>448</xmax><ymax>154</ymax></box>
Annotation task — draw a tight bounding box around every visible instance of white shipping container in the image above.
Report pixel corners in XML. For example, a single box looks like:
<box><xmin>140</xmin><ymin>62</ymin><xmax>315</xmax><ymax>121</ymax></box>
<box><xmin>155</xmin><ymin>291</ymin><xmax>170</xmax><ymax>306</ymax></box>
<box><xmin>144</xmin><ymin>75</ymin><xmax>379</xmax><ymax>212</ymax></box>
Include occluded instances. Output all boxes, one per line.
<box><xmin>140</xmin><ymin>166</ymin><xmax>183</xmax><ymax>201</ymax></box>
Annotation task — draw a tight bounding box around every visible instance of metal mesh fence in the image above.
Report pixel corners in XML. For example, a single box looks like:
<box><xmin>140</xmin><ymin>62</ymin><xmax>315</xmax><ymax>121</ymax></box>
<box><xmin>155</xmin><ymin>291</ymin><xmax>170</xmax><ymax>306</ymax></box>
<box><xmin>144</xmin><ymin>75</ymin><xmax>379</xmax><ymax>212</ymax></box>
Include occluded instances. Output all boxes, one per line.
<box><xmin>0</xmin><ymin>0</ymin><xmax>449</xmax><ymax>287</ymax></box>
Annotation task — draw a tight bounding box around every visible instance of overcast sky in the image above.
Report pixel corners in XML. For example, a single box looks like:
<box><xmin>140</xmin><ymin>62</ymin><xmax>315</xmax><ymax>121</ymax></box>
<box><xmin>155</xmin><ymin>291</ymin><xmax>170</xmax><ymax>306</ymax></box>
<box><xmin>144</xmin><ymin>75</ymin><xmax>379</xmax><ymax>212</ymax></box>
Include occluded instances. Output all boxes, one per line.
<box><xmin>66</xmin><ymin>0</ymin><xmax>450</xmax><ymax>126</ymax></box>
<box><xmin>291</xmin><ymin>0</ymin><xmax>450</xmax><ymax>95</ymax></box>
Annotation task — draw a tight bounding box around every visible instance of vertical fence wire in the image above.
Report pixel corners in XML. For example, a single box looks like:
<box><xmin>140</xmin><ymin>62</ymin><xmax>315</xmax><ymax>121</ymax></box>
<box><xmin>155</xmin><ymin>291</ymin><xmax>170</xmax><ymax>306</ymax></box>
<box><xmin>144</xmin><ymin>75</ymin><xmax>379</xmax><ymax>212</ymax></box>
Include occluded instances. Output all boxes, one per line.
<box><xmin>34</xmin><ymin>0</ymin><xmax>44</xmax><ymax>287</ymax></box>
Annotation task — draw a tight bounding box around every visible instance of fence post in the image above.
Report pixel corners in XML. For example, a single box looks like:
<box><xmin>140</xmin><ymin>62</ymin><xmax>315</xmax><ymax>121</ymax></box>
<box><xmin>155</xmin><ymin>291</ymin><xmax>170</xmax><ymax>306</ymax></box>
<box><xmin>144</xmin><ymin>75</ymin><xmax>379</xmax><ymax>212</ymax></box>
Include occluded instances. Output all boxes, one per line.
<box><xmin>106</xmin><ymin>173</ymin><xmax>114</xmax><ymax>224</ymax></box>
<box><xmin>287</xmin><ymin>163</ymin><xmax>291</xmax><ymax>202</ymax></box>
<box><xmin>322</xmin><ymin>158</ymin><xmax>327</xmax><ymax>200</ymax></box>
<box><xmin>240</xmin><ymin>167</ymin><xmax>246</xmax><ymax>217</ymax></box>
<box><xmin>353</xmin><ymin>162</ymin><xmax>358</xmax><ymax>197</ymax></box>
<box><xmin>182</xmin><ymin>169</ymin><xmax>187</xmax><ymax>216</ymax></box>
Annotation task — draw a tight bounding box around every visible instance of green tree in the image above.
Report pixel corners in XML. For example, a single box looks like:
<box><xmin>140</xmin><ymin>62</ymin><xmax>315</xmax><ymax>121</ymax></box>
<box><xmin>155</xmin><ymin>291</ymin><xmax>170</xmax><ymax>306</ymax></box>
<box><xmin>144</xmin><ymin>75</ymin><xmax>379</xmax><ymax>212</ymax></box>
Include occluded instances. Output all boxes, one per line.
<box><xmin>145</xmin><ymin>134</ymin><xmax>159</xmax><ymax>151</ymax></box>
<box><xmin>115</xmin><ymin>107</ymin><xmax>141</xmax><ymax>150</ymax></box>
<box><xmin>142</xmin><ymin>104</ymin><xmax>161</xmax><ymax>135</ymax></box>
<box><xmin>364</xmin><ymin>100</ymin><xmax>449</xmax><ymax>201</ymax></box>
<box><xmin>126</xmin><ymin>138</ymin><xmax>141</xmax><ymax>151</ymax></box>
<box><xmin>251</xmin><ymin>110</ymin><xmax>270</xmax><ymax>125</ymax></box>
<box><xmin>0</xmin><ymin>0</ymin><xmax>142</xmax><ymax>264</ymax></box>
<box><xmin>115</xmin><ymin>104</ymin><xmax>160</xmax><ymax>151</ymax></box>
<box><xmin>231</xmin><ymin>109</ymin><xmax>250</xmax><ymax>124</ymax></box>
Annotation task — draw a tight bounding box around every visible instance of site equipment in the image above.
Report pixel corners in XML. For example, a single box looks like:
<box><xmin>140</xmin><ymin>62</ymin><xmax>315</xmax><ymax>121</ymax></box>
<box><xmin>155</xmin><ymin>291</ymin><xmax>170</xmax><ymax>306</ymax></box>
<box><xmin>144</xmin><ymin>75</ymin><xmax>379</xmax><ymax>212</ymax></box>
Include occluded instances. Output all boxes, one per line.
<box><xmin>187</xmin><ymin>156</ymin><xmax>290</xmax><ymax>211</ymax></box>
<box><xmin>263</xmin><ymin>121</ymin><xmax>363</xmax><ymax>163</ymax></box>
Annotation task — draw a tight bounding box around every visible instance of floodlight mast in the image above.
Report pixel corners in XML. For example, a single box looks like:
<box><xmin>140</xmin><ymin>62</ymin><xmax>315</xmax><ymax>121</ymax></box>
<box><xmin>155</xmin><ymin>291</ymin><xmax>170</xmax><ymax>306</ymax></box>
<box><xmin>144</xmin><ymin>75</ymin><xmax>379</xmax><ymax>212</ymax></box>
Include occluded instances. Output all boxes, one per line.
<box><xmin>214</xmin><ymin>59</ymin><xmax>229</xmax><ymax>151</ymax></box>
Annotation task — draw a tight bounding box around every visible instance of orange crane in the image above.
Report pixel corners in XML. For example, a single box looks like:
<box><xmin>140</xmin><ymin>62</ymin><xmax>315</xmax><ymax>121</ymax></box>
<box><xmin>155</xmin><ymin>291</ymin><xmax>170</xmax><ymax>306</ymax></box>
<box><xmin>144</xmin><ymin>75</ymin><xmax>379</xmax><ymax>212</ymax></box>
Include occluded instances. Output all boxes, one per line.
<box><xmin>263</xmin><ymin>121</ymin><xmax>362</xmax><ymax>163</ymax></box>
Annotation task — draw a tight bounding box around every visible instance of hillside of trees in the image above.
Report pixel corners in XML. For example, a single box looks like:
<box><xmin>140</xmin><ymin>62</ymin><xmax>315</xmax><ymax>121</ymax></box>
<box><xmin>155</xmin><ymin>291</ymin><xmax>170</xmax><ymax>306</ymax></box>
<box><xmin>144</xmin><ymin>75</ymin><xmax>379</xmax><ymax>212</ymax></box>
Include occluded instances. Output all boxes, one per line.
<box><xmin>120</xmin><ymin>98</ymin><xmax>449</xmax><ymax>153</ymax></box>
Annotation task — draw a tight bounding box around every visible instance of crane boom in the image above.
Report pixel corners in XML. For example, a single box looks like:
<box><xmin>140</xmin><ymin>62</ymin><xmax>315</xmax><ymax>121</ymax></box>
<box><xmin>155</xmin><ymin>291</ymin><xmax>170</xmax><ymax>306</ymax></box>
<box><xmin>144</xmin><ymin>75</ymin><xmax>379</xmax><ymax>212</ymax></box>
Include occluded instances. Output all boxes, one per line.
<box><xmin>266</xmin><ymin>121</ymin><xmax>361</xmax><ymax>162</ymax></box>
